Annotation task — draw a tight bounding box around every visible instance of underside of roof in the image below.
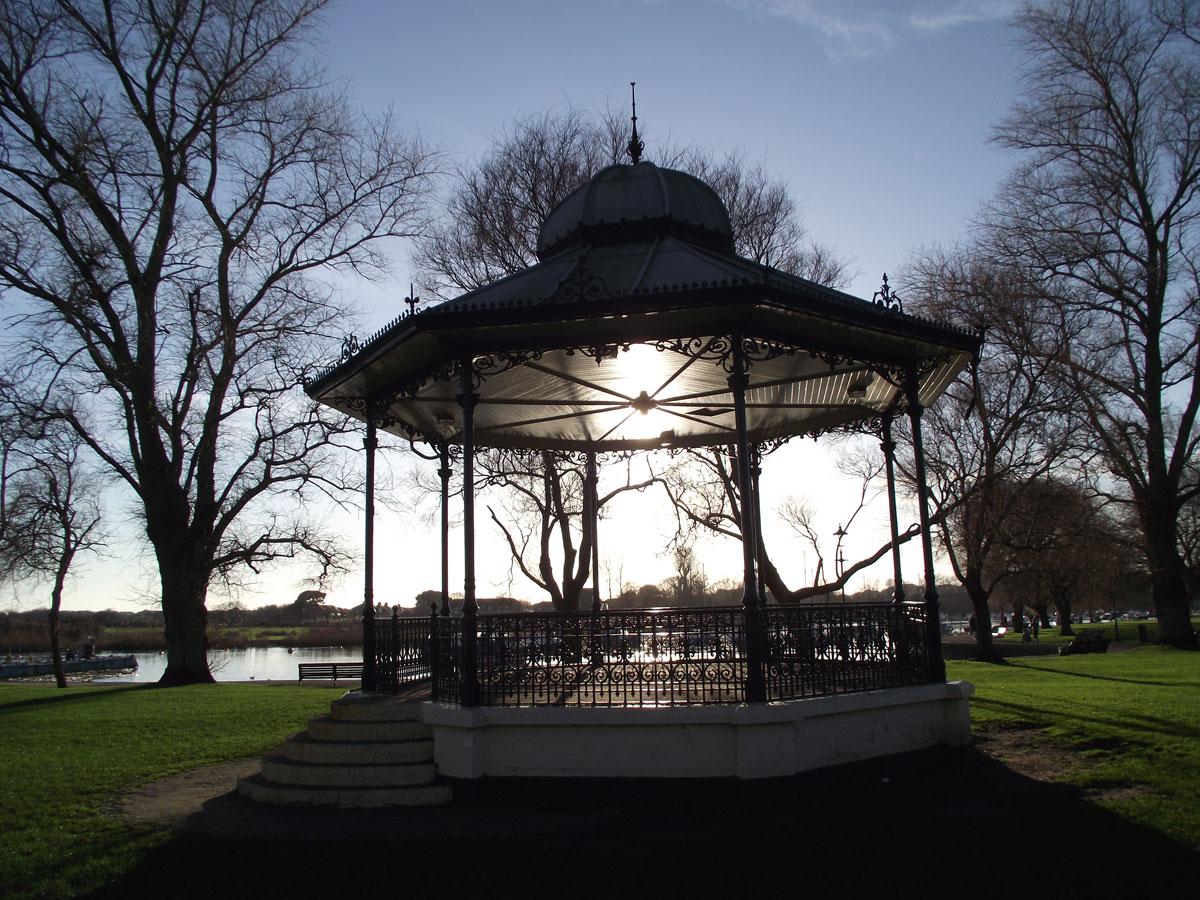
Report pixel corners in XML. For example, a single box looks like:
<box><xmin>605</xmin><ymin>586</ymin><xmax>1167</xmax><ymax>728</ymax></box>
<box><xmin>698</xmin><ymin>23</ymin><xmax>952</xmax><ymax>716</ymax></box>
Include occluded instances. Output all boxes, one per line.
<box><xmin>307</xmin><ymin>231</ymin><xmax>979</xmax><ymax>451</ymax></box>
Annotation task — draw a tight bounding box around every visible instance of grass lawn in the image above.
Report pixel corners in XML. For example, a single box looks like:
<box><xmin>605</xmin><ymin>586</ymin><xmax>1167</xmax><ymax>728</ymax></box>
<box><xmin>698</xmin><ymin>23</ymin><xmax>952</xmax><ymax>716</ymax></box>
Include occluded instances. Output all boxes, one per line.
<box><xmin>2</xmin><ymin>648</ymin><xmax>1197</xmax><ymax>899</ymax></box>
<box><xmin>0</xmin><ymin>683</ymin><xmax>345</xmax><ymax>899</ymax></box>
<box><xmin>949</xmin><ymin>646</ymin><xmax>1200</xmax><ymax>847</ymax></box>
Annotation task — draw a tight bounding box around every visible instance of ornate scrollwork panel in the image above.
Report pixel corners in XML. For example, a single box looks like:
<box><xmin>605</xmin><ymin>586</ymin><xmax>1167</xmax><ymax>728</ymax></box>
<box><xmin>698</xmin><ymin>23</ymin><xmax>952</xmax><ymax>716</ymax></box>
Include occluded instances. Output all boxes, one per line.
<box><xmin>741</xmin><ymin>336</ymin><xmax>798</xmax><ymax>363</ymax></box>
<box><xmin>653</xmin><ymin>336</ymin><xmax>734</xmax><ymax>369</ymax></box>
<box><xmin>554</xmin><ymin>263</ymin><xmax>610</xmax><ymax>303</ymax></box>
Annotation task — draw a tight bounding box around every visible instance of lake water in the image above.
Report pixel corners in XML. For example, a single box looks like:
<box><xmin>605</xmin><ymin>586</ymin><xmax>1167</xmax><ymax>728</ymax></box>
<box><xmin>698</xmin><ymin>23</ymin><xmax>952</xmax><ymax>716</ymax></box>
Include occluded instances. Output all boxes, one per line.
<box><xmin>93</xmin><ymin>646</ymin><xmax>362</xmax><ymax>683</ymax></box>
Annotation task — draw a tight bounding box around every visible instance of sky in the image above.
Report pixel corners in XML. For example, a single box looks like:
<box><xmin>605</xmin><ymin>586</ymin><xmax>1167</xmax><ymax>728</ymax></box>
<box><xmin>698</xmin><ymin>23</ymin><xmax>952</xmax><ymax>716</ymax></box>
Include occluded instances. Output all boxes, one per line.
<box><xmin>19</xmin><ymin>0</ymin><xmax>1028</xmax><ymax>614</ymax></box>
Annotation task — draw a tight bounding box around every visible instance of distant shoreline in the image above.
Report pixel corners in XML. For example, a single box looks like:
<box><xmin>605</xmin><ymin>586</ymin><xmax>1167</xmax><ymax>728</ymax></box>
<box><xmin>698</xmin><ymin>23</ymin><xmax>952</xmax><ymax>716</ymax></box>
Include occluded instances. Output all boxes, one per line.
<box><xmin>2</xmin><ymin>624</ymin><xmax>363</xmax><ymax>656</ymax></box>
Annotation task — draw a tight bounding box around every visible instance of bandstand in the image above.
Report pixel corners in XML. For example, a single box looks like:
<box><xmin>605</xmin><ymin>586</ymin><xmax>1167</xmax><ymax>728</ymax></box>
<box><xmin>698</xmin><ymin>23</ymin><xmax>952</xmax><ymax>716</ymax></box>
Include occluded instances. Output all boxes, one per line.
<box><xmin>300</xmin><ymin>127</ymin><xmax>981</xmax><ymax>789</ymax></box>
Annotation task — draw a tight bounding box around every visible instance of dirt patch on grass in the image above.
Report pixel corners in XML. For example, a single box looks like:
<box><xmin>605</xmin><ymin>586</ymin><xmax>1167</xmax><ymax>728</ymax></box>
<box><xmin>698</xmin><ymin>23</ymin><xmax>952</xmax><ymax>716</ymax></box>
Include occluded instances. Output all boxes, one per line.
<box><xmin>975</xmin><ymin>725</ymin><xmax>1067</xmax><ymax>780</ymax></box>
<box><xmin>1071</xmin><ymin>735</ymin><xmax>1142</xmax><ymax>753</ymax></box>
<box><xmin>1082</xmin><ymin>783</ymin><xmax>1154</xmax><ymax>803</ymax></box>
<box><xmin>115</xmin><ymin>758</ymin><xmax>261</xmax><ymax>828</ymax></box>
<box><xmin>975</xmin><ymin>725</ymin><xmax>1153</xmax><ymax>803</ymax></box>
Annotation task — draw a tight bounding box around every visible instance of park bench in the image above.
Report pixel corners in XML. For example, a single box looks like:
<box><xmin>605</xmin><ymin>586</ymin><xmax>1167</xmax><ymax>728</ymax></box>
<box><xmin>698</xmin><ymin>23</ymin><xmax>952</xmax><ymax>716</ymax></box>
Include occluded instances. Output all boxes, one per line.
<box><xmin>1057</xmin><ymin>632</ymin><xmax>1111</xmax><ymax>656</ymax></box>
<box><xmin>297</xmin><ymin>662</ymin><xmax>364</xmax><ymax>681</ymax></box>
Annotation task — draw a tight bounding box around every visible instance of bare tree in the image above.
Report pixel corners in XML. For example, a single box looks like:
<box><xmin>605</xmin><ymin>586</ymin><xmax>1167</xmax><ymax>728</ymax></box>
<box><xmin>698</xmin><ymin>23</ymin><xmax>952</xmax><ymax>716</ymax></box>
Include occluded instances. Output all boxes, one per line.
<box><xmin>0</xmin><ymin>390</ymin><xmax>103</xmax><ymax>688</ymax></box>
<box><xmin>482</xmin><ymin>450</ymin><xmax>661</xmax><ymax>611</ymax></box>
<box><xmin>665</xmin><ymin>541</ymin><xmax>708</xmax><ymax>606</ymax></box>
<box><xmin>897</xmin><ymin>250</ymin><xmax>1075</xmax><ymax>660</ymax></box>
<box><xmin>1154</xmin><ymin>0</ymin><xmax>1200</xmax><ymax>45</ymax></box>
<box><xmin>991</xmin><ymin>477</ymin><xmax>1130</xmax><ymax>636</ymax></box>
<box><xmin>775</xmin><ymin>448</ymin><xmax>887</xmax><ymax>597</ymax></box>
<box><xmin>659</xmin><ymin>441</ymin><xmax>907</xmax><ymax>603</ymax></box>
<box><xmin>983</xmin><ymin>0</ymin><xmax>1200</xmax><ymax>646</ymax></box>
<box><xmin>0</xmin><ymin>1</ymin><xmax>435</xmax><ymax>682</ymax></box>
<box><xmin>1177</xmin><ymin>462</ymin><xmax>1200</xmax><ymax>600</ymax></box>
<box><xmin>415</xmin><ymin>109</ymin><xmax>624</xmax><ymax>300</ymax></box>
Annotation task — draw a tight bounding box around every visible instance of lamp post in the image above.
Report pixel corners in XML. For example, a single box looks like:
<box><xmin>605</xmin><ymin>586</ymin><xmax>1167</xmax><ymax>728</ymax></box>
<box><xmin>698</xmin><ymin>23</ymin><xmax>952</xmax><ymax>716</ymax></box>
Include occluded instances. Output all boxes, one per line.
<box><xmin>834</xmin><ymin>524</ymin><xmax>848</xmax><ymax>605</ymax></box>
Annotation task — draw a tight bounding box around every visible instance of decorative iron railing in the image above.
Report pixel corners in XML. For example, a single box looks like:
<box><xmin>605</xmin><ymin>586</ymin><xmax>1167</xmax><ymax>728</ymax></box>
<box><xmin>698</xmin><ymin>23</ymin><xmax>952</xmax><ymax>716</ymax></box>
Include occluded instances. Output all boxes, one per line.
<box><xmin>373</xmin><ymin>611</ymin><xmax>434</xmax><ymax>693</ymax></box>
<box><xmin>371</xmin><ymin>602</ymin><xmax>930</xmax><ymax>705</ymax></box>
<box><xmin>763</xmin><ymin>602</ymin><xmax>928</xmax><ymax>701</ymax></box>
<box><xmin>432</xmin><ymin>601</ymin><xmax>930</xmax><ymax>706</ymax></box>
<box><xmin>475</xmin><ymin>606</ymin><xmax>748</xmax><ymax>707</ymax></box>
<box><xmin>431</xmin><ymin>613</ymin><xmax>462</xmax><ymax>704</ymax></box>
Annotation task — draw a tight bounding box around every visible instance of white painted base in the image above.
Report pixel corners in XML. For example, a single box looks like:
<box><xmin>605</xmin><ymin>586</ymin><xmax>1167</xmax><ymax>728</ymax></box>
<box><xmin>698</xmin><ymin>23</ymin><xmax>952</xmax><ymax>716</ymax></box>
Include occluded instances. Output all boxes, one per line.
<box><xmin>423</xmin><ymin>681</ymin><xmax>974</xmax><ymax>781</ymax></box>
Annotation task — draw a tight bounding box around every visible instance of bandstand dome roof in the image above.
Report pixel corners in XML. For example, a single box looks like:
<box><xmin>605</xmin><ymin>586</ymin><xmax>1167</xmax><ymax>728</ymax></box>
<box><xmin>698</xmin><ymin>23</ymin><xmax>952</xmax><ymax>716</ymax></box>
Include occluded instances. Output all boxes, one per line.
<box><xmin>536</xmin><ymin>161</ymin><xmax>734</xmax><ymax>259</ymax></box>
<box><xmin>306</xmin><ymin>155</ymin><xmax>981</xmax><ymax>452</ymax></box>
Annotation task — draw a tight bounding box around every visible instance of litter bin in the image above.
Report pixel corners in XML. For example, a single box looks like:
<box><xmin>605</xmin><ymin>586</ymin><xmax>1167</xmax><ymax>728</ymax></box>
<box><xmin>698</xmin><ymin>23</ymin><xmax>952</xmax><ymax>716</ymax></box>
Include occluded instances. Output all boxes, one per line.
<box><xmin>1136</xmin><ymin>623</ymin><xmax>1149</xmax><ymax>643</ymax></box>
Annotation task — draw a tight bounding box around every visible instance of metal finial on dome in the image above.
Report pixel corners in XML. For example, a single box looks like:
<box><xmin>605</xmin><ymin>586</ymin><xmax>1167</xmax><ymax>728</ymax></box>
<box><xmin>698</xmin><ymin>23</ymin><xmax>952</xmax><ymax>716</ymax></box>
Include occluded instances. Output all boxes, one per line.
<box><xmin>872</xmin><ymin>273</ymin><xmax>903</xmax><ymax>313</ymax></box>
<box><xmin>627</xmin><ymin>81</ymin><xmax>644</xmax><ymax>165</ymax></box>
<box><xmin>404</xmin><ymin>282</ymin><xmax>421</xmax><ymax>317</ymax></box>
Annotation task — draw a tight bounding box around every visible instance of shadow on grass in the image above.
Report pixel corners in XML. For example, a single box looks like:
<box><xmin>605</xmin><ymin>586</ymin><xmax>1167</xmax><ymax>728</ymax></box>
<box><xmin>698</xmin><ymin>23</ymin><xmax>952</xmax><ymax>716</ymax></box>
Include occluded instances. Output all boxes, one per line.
<box><xmin>973</xmin><ymin>696</ymin><xmax>1199</xmax><ymax>740</ymax></box>
<box><xmin>83</xmin><ymin>750</ymin><xmax>1198</xmax><ymax>900</ymax></box>
<box><xmin>1012</xmin><ymin>663</ymin><xmax>1198</xmax><ymax>690</ymax></box>
<box><xmin>0</xmin><ymin>683</ymin><xmax>157</xmax><ymax>714</ymax></box>
<box><xmin>0</xmin><ymin>813</ymin><xmax>163</xmax><ymax>900</ymax></box>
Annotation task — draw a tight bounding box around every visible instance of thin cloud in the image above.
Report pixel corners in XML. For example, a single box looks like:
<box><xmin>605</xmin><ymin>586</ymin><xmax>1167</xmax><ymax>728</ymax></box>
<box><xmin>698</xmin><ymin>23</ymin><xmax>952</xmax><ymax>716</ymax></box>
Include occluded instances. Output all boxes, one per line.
<box><xmin>713</xmin><ymin>0</ymin><xmax>1014</xmax><ymax>57</ymax></box>
<box><xmin>717</xmin><ymin>1</ymin><xmax>897</xmax><ymax>57</ymax></box>
<box><xmin>907</xmin><ymin>0</ymin><xmax>1017</xmax><ymax>32</ymax></box>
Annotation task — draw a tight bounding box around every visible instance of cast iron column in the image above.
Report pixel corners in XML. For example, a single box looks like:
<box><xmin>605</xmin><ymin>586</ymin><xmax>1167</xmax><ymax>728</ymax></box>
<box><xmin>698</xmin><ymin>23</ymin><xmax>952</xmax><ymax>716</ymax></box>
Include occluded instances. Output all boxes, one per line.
<box><xmin>362</xmin><ymin>420</ymin><xmax>378</xmax><ymax>692</ymax></box>
<box><xmin>438</xmin><ymin>442</ymin><xmax>452</xmax><ymax>616</ymax></box>
<box><xmin>429</xmin><ymin>601</ymin><xmax>440</xmax><ymax>701</ymax></box>
<box><xmin>905</xmin><ymin>371</ymin><xmax>946</xmax><ymax>683</ymax></box>
<box><xmin>880</xmin><ymin>414</ymin><xmax>905</xmax><ymax>606</ymax></box>
<box><xmin>751</xmin><ymin>444</ymin><xmax>767</xmax><ymax>604</ymax></box>
<box><xmin>730</xmin><ymin>336</ymin><xmax>766</xmax><ymax>702</ymax></box>
<box><xmin>458</xmin><ymin>363</ymin><xmax>481</xmax><ymax>706</ymax></box>
<box><xmin>587</xmin><ymin>450</ymin><xmax>601</xmax><ymax>612</ymax></box>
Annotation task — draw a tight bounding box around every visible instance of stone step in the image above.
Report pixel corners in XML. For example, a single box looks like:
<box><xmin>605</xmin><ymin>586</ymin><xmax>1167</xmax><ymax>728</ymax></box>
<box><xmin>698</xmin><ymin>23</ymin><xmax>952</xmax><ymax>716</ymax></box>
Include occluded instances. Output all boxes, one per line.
<box><xmin>237</xmin><ymin>773</ymin><xmax>452</xmax><ymax>808</ymax></box>
<box><xmin>283</xmin><ymin>732</ymin><xmax>435</xmax><ymax>765</ymax></box>
<box><xmin>261</xmin><ymin>754</ymin><xmax>437</xmax><ymax>788</ymax></box>
<box><xmin>306</xmin><ymin>715</ymin><xmax>431</xmax><ymax>742</ymax></box>
<box><xmin>329</xmin><ymin>693</ymin><xmax>425</xmax><ymax>723</ymax></box>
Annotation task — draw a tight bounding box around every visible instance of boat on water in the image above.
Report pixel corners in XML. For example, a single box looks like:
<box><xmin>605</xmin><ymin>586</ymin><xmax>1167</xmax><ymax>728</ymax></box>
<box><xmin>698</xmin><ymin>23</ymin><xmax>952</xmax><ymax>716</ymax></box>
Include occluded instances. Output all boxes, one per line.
<box><xmin>0</xmin><ymin>655</ymin><xmax>139</xmax><ymax>679</ymax></box>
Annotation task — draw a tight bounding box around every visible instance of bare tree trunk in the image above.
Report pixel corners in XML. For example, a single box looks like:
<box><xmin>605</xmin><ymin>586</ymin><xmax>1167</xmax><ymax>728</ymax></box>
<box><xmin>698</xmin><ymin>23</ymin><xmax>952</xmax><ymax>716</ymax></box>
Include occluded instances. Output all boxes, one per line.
<box><xmin>1011</xmin><ymin>601</ymin><xmax>1025</xmax><ymax>636</ymax></box>
<box><xmin>762</xmin><ymin>556</ymin><xmax>790</xmax><ymax>604</ymax></box>
<box><xmin>964</xmin><ymin>574</ymin><xmax>999</xmax><ymax>663</ymax></box>
<box><xmin>158</xmin><ymin>557</ymin><xmax>214</xmax><ymax>685</ymax></box>
<box><xmin>47</xmin><ymin>532</ymin><xmax>74</xmax><ymax>689</ymax></box>
<box><xmin>1055</xmin><ymin>600</ymin><xmax>1075</xmax><ymax>637</ymax></box>
<box><xmin>1145</xmin><ymin>510</ymin><xmax>1198</xmax><ymax>647</ymax></box>
<box><xmin>47</xmin><ymin>592</ymin><xmax>66</xmax><ymax>690</ymax></box>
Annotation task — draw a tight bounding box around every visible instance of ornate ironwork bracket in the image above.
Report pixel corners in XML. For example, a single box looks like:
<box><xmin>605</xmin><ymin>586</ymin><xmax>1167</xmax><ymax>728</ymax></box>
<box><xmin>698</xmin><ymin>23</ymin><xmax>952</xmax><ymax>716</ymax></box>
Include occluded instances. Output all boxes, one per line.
<box><xmin>565</xmin><ymin>343</ymin><xmax>630</xmax><ymax>366</ymax></box>
<box><xmin>653</xmin><ymin>336</ymin><xmax>735</xmax><ymax>370</ymax></box>
<box><xmin>741</xmin><ymin>336</ymin><xmax>798</xmax><ymax>364</ymax></box>
<box><xmin>554</xmin><ymin>262</ymin><xmax>610</xmax><ymax>303</ymax></box>
<box><xmin>754</xmin><ymin>435</ymin><xmax>793</xmax><ymax>457</ymax></box>
<box><xmin>470</xmin><ymin>349</ymin><xmax>546</xmax><ymax>385</ymax></box>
